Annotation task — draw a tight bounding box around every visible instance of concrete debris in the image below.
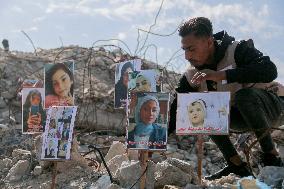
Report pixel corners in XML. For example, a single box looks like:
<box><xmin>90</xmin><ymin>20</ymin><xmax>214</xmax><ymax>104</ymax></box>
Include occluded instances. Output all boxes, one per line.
<box><xmin>104</xmin><ymin>141</ymin><xmax>126</xmax><ymax>162</ymax></box>
<box><xmin>258</xmin><ymin>166</ymin><xmax>284</xmax><ymax>187</ymax></box>
<box><xmin>155</xmin><ymin>160</ymin><xmax>192</xmax><ymax>188</ymax></box>
<box><xmin>33</xmin><ymin>165</ymin><xmax>42</xmax><ymax>176</ymax></box>
<box><xmin>89</xmin><ymin>175</ymin><xmax>111</xmax><ymax>189</ymax></box>
<box><xmin>105</xmin><ymin>154</ymin><xmax>129</xmax><ymax>178</ymax></box>
<box><xmin>0</xmin><ymin>47</ymin><xmax>284</xmax><ymax>188</ymax></box>
<box><xmin>5</xmin><ymin>159</ymin><xmax>30</xmax><ymax>181</ymax></box>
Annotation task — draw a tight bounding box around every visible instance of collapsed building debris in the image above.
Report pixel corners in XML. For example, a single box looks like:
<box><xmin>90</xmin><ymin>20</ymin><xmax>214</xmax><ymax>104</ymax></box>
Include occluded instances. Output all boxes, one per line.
<box><xmin>0</xmin><ymin>47</ymin><xmax>284</xmax><ymax>188</ymax></box>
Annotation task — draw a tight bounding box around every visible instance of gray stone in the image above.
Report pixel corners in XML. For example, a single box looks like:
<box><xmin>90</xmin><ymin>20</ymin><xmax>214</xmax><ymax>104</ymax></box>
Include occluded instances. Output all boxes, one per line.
<box><xmin>1</xmin><ymin>91</ymin><xmax>14</xmax><ymax>99</ymax></box>
<box><xmin>0</xmin><ymin>97</ymin><xmax>6</xmax><ymax>108</ymax></box>
<box><xmin>184</xmin><ymin>184</ymin><xmax>204</xmax><ymax>189</ymax></box>
<box><xmin>2</xmin><ymin>158</ymin><xmax>13</xmax><ymax>168</ymax></box>
<box><xmin>258</xmin><ymin>166</ymin><xmax>284</xmax><ymax>187</ymax></box>
<box><xmin>107</xmin><ymin>184</ymin><xmax>123</xmax><ymax>189</ymax></box>
<box><xmin>278</xmin><ymin>145</ymin><xmax>284</xmax><ymax>159</ymax></box>
<box><xmin>104</xmin><ymin>141</ymin><xmax>126</xmax><ymax>162</ymax></box>
<box><xmin>117</xmin><ymin>160</ymin><xmax>155</xmax><ymax>189</ymax></box>
<box><xmin>106</xmin><ymin>154</ymin><xmax>129</xmax><ymax>177</ymax></box>
<box><xmin>33</xmin><ymin>165</ymin><xmax>42</xmax><ymax>176</ymax></box>
<box><xmin>1</xmin><ymin>110</ymin><xmax>9</xmax><ymax>118</ymax></box>
<box><xmin>165</xmin><ymin>158</ymin><xmax>198</xmax><ymax>184</ymax></box>
<box><xmin>155</xmin><ymin>161</ymin><xmax>191</xmax><ymax>188</ymax></box>
<box><xmin>163</xmin><ymin>185</ymin><xmax>182</xmax><ymax>189</ymax></box>
<box><xmin>5</xmin><ymin>160</ymin><xmax>30</xmax><ymax>181</ymax></box>
<box><xmin>89</xmin><ymin>175</ymin><xmax>111</xmax><ymax>189</ymax></box>
<box><xmin>117</xmin><ymin>161</ymin><xmax>141</xmax><ymax>189</ymax></box>
<box><xmin>0</xmin><ymin>124</ymin><xmax>9</xmax><ymax>131</ymax></box>
<box><xmin>12</xmin><ymin>149</ymin><xmax>31</xmax><ymax>159</ymax></box>
<box><xmin>166</xmin><ymin>158</ymin><xmax>195</xmax><ymax>176</ymax></box>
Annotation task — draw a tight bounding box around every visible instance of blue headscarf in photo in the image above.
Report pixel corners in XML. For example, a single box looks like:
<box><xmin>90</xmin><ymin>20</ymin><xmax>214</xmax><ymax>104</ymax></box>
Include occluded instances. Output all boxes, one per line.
<box><xmin>134</xmin><ymin>94</ymin><xmax>160</xmax><ymax>136</ymax></box>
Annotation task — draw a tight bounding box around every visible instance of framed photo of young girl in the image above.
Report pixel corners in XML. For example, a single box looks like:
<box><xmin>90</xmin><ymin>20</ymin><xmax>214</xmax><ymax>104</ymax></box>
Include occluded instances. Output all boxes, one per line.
<box><xmin>126</xmin><ymin>92</ymin><xmax>170</xmax><ymax>150</ymax></box>
<box><xmin>114</xmin><ymin>59</ymin><xmax>141</xmax><ymax>109</ymax></box>
<box><xmin>44</xmin><ymin>61</ymin><xmax>75</xmax><ymax>108</ymax></box>
<box><xmin>22</xmin><ymin>88</ymin><xmax>46</xmax><ymax>134</ymax></box>
<box><xmin>176</xmin><ymin>92</ymin><xmax>230</xmax><ymax>135</ymax></box>
<box><xmin>40</xmin><ymin>106</ymin><xmax>77</xmax><ymax>160</ymax></box>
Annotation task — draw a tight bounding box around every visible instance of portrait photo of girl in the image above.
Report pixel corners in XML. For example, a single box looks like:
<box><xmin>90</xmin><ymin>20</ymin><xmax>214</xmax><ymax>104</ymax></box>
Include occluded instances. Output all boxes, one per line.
<box><xmin>22</xmin><ymin>88</ymin><xmax>46</xmax><ymax>134</ymax></box>
<box><xmin>45</xmin><ymin>61</ymin><xmax>74</xmax><ymax>108</ymax></box>
<box><xmin>114</xmin><ymin>59</ymin><xmax>141</xmax><ymax>108</ymax></box>
<box><xmin>176</xmin><ymin>92</ymin><xmax>230</xmax><ymax>135</ymax></box>
<box><xmin>127</xmin><ymin>92</ymin><xmax>170</xmax><ymax>150</ymax></box>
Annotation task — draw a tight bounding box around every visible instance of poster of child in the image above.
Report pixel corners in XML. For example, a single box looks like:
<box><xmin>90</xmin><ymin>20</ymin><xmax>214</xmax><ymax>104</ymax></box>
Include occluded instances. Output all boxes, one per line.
<box><xmin>114</xmin><ymin>59</ymin><xmax>141</xmax><ymax>108</ymax></box>
<box><xmin>176</xmin><ymin>92</ymin><xmax>230</xmax><ymax>135</ymax></box>
<box><xmin>22</xmin><ymin>88</ymin><xmax>46</xmax><ymax>134</ymax></box>
<box><xmin>44</xmin><ymin>61</ymin><xmax>75</xmax><ymax>108</ymax></box>
<box><xmin>127</xmin><ymin>92</ymin><xmax>170</xmax><ymax>150</ymax></box>
<box><xmin>41</xmin><ymin>106</ymin><xmax>77</xmax><ymax>160</ymax></box>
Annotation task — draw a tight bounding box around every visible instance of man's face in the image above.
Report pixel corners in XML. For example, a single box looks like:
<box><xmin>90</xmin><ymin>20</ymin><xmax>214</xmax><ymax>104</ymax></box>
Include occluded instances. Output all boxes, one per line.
<box><xmin>181</xmin><ymin>34</ymin><xmax>213</xmax><ymax>68</ymax></box>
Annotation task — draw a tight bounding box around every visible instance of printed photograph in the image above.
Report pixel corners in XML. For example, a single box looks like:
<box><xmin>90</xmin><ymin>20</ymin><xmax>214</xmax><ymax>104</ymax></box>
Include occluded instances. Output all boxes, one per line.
<box><xmin>176</xmin><ymin>92</ymin><xmax>230</xmax><ymax>135</ymax></box>
<box><xmin>44</xmin><ymin>61</ymin><xmax>75</xmax><ymax>108</ymax></box>
<box><xmin>21</xmin><ymin>79</ymin><xmax>44</xmax><ymax>88</ymax></box>
<box><xmin>22</xmin><ymin>88</ymin><xmax>46</xmax><ymax>134</ymax></box>
<box><xmin>126</xmin><ymin>92</ymin><xmax>170</xmax><ymax>150</ymax></box>
<box><xmin>41</xmin><ymin>106</ymin><xmax>77</xmax><ymax>160</ymax></box>
<box><xmin>114</xmin><ymin>59</ymin><xmax>141</xmax><ymax>108</ymax></box>
<box><xmin>128</xmin><ymin>70</ymin><xmax>162</xmax><ymax>93</ymax></box>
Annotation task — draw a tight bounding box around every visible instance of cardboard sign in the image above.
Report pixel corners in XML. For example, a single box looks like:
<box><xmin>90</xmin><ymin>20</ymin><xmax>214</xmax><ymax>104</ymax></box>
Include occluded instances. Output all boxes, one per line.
<box><xmin>41</xmin><ymin>106</ymin><xmax>77</xmax><ymax>160</ymax></box>
<box><xmin>176</xmin><ymin>92</ymin><xmax>230</xmax><ymax>135</ymax></box>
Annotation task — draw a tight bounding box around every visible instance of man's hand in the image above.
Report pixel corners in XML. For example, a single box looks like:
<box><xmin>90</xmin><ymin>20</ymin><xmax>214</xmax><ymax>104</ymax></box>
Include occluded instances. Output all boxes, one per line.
<box><xmin>191</xmin><ymin>70</ymin><xmax>226</xmax><ymax>85</ymax></box>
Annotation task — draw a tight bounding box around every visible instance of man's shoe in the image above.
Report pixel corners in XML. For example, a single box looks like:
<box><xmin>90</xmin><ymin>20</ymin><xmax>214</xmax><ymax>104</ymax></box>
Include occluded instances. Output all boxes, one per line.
<box><xmin>260</xmin><ymin>153</ymin><xmax>283</xmax><ymax>167</ymax></box>
<box><xmin>204</xmin><ymin>162</ymin><xmax>252</xmax><ymax>181</ymax></box>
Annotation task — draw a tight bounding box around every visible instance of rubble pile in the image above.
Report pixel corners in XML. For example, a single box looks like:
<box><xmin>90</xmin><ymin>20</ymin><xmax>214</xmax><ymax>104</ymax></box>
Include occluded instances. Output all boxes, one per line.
<box><xmin>0</xmin><ymin>47</ymin><xmax>284</xmax><ymax>188</ymax></box>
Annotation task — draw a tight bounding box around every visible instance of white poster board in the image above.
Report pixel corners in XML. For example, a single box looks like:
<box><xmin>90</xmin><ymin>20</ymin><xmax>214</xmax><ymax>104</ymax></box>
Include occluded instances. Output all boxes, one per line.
<box><xmin>41</xmin><ymin>106</ymin><xmax>77</xmax><ymax>160</ymax></box>
<box><xmin>127</xmin><ymin>92</ymin><xmax>170</xmax><ymax>150</ymax></box>
<box><xmin>176</xmin><ymin>92</ymin><xmax>230</xmax><ymax>135</ymax></box>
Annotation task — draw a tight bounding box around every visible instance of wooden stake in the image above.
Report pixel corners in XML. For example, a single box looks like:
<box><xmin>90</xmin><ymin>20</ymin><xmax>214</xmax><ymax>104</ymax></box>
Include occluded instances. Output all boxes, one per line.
<box><xmin>139</xmin><ymin>150</ymin><xmax>149</xmax><ymax>189</ymax></box>
<box><xmin>197</xmin><ymin>135</ymin><xmax>204</xmax><ymax>185</ymax></box>
<box><xmin>50</xmin><ymin>161</ymin><xmax>58</xmax><ymax>189</ymax></box>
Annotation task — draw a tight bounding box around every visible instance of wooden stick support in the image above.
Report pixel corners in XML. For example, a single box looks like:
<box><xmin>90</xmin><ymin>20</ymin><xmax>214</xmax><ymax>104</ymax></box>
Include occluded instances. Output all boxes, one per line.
<box><xmin>197</xmin><ymin>135</ymin><xmax>204</xmax><ymax>185</ymax></box>
<box><xmin>139</xmin><ymin>150</ymin><xmax>149</xmax><ymax>189</ymax></box>
<box><xmin>50</xmin><ymin>161</ymin><xmax>58</xmax><ymax>189</ymax></box>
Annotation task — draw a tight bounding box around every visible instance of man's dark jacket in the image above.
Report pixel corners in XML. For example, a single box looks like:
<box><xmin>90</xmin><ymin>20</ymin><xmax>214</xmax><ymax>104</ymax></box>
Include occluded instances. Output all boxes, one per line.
<box><xmin>169</xmin><ymin>31</ymin><xmax>278</xmax><ymax>134</ymax></box>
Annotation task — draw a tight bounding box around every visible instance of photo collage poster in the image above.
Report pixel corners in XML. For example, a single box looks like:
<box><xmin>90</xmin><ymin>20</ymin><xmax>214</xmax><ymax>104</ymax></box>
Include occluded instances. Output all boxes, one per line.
<box><xmin>44</xmin><ymin>61</ymin><xmax>75</xmax><ymax>109</ymax></box>
<box><xmin>41</xmin><ymin>106</ymin><xmax>77</xmax><ymax>160</ymax></box>
<box><xmin>22</xmin><ymin>88</ymin><xmax>46</xmax><ymax>134</ymax></box>
<box><xmin>176</xmin><ymin>92</ymin><xmax>230</xmax><ymax>135</ymax></box>
<box><xmin>126</xmin><ymin>92</ymin><xmax>170</xmax><ymax>150</ymax></box>
<box><xmin>114</xmin><ymin>59</ymin><xmax>141</xmax><ymax>108</ymax></box>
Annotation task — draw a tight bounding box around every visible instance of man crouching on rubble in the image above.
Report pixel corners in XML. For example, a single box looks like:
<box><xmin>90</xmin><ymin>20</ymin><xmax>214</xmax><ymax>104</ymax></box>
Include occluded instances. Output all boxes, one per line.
<box><xmin>169</xmin><ymin>17</ymin><xmax>284</xmax><ymax>180</ymax></box>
